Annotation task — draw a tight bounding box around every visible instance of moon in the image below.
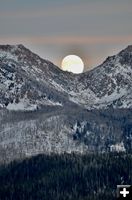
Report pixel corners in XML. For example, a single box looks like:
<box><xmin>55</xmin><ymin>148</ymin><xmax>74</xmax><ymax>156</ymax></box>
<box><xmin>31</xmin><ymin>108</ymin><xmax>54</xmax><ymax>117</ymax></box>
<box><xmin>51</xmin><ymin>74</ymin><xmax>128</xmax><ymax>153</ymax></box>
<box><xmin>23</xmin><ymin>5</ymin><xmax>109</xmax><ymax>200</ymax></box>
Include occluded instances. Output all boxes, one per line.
<box><xmin>61</xmin><ymin>55</ymin><xmax>84</xmax><ymax>74</ymax></box>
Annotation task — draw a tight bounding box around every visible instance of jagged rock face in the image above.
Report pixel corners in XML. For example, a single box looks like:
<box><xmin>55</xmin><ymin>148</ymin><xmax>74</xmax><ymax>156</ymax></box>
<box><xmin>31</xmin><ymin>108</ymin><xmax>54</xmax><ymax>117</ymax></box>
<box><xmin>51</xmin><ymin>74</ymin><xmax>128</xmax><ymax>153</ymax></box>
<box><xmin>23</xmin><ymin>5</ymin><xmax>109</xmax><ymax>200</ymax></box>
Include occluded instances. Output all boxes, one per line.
<box><xmin>0</xmin><ymin>44</ymin><xmax>132</xmax><ymax>163</ymax></box>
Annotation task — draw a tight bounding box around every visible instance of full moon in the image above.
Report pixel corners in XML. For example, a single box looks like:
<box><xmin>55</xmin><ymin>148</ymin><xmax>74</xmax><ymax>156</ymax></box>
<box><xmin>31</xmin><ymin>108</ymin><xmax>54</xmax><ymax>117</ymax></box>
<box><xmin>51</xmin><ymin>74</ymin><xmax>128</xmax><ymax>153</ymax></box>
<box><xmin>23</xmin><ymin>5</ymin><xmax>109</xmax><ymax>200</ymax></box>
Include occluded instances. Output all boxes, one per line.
<box><xmin>61</xmin><ymin>55</ymin><xmax>84</xmax><ymax>74</ymax></box>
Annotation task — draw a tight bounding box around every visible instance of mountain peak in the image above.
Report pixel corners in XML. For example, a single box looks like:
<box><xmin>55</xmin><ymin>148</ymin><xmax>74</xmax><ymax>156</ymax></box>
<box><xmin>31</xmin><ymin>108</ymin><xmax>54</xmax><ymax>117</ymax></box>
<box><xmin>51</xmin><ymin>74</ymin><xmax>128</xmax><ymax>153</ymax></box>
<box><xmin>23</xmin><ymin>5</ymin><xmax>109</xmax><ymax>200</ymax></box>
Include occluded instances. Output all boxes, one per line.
<box><xmin>118</xmin><ymin>45</ymin><xmax>132</xmax><ymax>66</ymax></box>
<box><xmin>0</xmin><ymin>44</ymin><xmax>25</xmax><ymax>49</ymax></box>
<box><xmin>0</xmin><ymin>44</ymin><xmax>25</xmax><ymax>52</ymax></box>
<box><xmin>123</xmin><ymin>45</ymin><xmax>132</xmax><ymax>52</ymax></box>
<box><xmin>0</xmin><ymin>44</ymin><xmax>50</xmax><ymax>66</ymax></box>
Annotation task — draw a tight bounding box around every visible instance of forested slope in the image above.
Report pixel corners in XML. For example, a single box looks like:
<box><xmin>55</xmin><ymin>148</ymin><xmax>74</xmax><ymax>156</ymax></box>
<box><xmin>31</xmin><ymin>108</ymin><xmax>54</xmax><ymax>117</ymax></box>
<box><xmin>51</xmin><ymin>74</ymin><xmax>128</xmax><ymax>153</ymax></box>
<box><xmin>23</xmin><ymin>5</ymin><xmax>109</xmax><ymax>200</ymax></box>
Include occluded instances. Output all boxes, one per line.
<box><xmin>0</xmin><ymin>153</ymin><xmax>131</xmax><ymax>200</ymax></box>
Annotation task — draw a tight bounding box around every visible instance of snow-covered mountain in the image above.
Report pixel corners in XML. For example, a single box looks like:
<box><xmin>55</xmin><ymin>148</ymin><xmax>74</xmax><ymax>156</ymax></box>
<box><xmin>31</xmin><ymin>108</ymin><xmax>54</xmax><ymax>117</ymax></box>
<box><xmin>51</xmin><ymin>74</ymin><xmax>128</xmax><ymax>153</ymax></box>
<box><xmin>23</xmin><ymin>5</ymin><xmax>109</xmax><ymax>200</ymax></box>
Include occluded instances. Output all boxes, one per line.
<box><xmin>0</xmin><ymin>44</ymin><xmax>132</xmax><ymax>110</ymax></box>
<box><xmin>0</xmin><ymin>44</ymin><xmax>132</xmax><ymax>163</ymax></box>
<box><xmin>0</xmin><ymin>44</ymin><xmax>76</xmax><ymax>111</ymax></box>
<box><xmin>77</xmin><ymin>45</ymin><xmax>132</xmax><ymax>108</ymax></box>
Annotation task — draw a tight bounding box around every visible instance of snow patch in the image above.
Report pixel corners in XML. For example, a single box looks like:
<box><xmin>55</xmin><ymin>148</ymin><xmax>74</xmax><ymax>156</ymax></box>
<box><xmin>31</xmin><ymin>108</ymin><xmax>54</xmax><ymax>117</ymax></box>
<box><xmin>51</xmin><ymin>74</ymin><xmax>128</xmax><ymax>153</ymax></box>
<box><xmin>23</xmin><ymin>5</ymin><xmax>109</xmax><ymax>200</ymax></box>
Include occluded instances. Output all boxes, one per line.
<box><xmin>7</xmin><ymin>100</ymin><xmax>37</xmax><ymax>111</ymax></box>
<box><xmin>110</xmin><ymin>142</ymin><xmax>126</xmax><ymax>152</ymax></box>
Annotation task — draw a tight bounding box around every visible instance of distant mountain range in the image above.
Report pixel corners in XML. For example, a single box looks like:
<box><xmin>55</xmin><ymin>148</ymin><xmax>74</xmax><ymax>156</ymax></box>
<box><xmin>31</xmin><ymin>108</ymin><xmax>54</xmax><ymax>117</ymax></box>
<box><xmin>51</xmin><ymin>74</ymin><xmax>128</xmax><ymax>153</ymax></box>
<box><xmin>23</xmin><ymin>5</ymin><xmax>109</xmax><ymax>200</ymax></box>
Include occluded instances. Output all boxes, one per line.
<box><xmin>0</xmin><ymin>44</ymin><xmax>132</xmax><ymax>163</ymax></box>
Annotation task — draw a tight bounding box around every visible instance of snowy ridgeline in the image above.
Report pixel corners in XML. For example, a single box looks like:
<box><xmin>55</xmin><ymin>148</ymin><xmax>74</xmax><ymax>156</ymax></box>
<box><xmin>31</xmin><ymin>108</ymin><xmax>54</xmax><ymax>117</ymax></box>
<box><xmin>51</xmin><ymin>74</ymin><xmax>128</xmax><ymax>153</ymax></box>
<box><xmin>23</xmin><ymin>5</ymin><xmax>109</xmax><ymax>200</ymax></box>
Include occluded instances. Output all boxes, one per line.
<box><xmin>0</xmin><ymin>44</ymin><xmax>132</xmax><ymax>111</ymax></box>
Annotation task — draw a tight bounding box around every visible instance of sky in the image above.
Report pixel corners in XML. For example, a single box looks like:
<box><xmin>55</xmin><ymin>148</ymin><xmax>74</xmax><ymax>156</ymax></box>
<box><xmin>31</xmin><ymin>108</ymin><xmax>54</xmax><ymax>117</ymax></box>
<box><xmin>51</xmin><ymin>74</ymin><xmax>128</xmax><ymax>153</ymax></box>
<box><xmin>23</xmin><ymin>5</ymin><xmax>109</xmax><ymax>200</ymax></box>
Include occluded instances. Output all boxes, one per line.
<box><xmin>0</xmin><ymin>0</ymin><xmax>132</xmax><ymax>71</ymax></box>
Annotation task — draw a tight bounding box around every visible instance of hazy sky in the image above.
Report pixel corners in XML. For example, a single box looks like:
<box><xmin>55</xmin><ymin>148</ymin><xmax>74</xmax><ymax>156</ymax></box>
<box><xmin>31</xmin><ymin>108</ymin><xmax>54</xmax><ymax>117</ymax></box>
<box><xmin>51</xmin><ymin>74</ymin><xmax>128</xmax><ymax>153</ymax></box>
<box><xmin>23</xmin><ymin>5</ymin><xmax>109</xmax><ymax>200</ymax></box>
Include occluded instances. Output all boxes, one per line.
<box><xmin>0</xmin><ymin>0</ymin><xmax>132</xmax><ymax>71</ymax></box>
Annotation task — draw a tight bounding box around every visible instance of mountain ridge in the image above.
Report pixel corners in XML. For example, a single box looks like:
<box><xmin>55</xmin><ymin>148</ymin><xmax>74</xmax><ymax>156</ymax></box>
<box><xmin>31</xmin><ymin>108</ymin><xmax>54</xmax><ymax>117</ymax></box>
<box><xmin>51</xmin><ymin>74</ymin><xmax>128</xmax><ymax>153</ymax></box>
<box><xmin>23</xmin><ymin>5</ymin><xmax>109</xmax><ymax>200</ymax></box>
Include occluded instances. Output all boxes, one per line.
<box><xmin>0</xmin><ymin>44</ymin><xmax>132</xmax><ymax>163</ymax></box>
<box><xmin>0</xmin><ymin>44</ymin><xmax>132</xmax><ymax>110</ymax></box>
